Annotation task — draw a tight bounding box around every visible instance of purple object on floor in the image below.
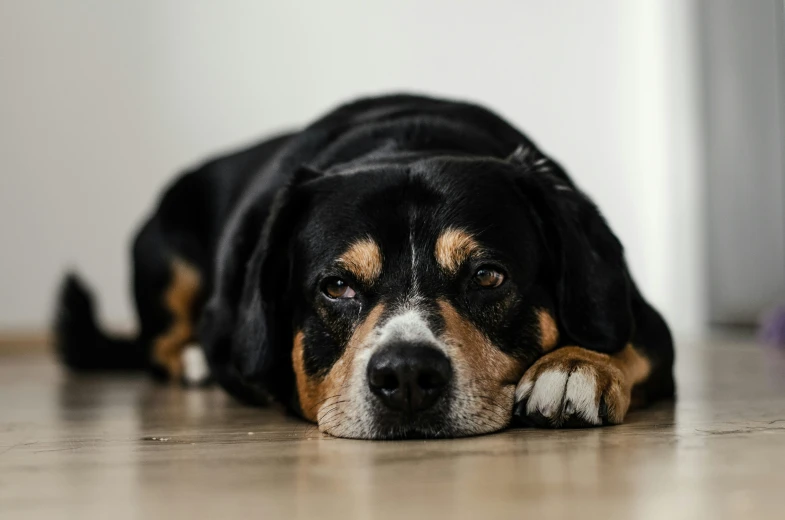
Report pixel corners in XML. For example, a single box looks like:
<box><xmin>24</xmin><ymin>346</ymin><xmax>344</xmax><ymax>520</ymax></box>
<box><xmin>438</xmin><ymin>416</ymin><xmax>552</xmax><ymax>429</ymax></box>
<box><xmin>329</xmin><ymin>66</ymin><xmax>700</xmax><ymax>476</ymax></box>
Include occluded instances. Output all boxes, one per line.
<box><xmin>760</xmin><ymin>304</ymin><xmax>785</xmax><ymax>346</ymax></box>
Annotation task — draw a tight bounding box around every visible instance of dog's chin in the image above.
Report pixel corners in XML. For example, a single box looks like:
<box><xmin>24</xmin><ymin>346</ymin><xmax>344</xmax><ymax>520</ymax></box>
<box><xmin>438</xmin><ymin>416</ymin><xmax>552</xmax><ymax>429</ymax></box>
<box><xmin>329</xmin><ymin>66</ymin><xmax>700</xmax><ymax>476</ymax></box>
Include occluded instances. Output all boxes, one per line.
<box><xmin>318</xmin><ymin>405</ymin><xmax>512</xmax><ymax>440</ymax></box>
<box><xmin>370</xmin><ymin>411</ymin><xmax>455</xmax><ymax>440</ymax></box>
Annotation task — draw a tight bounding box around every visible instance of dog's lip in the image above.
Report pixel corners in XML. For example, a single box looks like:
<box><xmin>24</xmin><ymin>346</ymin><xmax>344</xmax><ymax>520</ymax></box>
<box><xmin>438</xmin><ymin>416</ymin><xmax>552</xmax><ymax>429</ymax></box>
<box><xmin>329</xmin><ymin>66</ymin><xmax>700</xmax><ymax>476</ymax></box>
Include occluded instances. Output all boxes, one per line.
<box><xmin>368</xmin><ymin>407</ymin><xmax>452</xmax><ymax>439</ymax></box>
<box><xmin>371</xmin><ymin>421</ymin><xmax>454</xmax><ymax>440</ymax></box>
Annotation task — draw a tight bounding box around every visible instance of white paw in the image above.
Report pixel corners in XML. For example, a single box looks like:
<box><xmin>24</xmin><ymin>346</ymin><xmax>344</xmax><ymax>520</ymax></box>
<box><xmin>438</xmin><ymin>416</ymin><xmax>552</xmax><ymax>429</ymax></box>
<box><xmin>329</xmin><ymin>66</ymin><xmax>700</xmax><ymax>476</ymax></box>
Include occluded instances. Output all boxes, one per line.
<box><xmin>182</xmin><ymin>344</ymin><xmax>210</xmax><ymax>386</ymax></box>
<box><xmin>513</xmin><ymin>347</ymin><xmax>631</xmax><ymax>428</ymax></box>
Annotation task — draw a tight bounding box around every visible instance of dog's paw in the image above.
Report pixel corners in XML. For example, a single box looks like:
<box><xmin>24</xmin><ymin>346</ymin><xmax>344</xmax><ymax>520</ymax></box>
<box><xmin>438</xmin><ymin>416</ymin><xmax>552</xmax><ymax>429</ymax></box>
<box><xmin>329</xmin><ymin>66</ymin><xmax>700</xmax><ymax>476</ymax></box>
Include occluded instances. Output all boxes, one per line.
<box><xmin>512</xmin><ymin>346</ymin><xmax>631</xmax><ymax>428</ymax></box>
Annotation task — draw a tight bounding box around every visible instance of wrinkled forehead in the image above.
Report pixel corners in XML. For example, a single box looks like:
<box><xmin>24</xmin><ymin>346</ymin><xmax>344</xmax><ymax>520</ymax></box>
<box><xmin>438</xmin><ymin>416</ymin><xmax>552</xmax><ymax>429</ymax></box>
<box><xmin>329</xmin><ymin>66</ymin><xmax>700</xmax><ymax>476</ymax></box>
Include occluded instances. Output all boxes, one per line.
<box><xmin>296</xmin><ymin>159</ymin><xmax>538</xmax><ymax>286</ymax></box>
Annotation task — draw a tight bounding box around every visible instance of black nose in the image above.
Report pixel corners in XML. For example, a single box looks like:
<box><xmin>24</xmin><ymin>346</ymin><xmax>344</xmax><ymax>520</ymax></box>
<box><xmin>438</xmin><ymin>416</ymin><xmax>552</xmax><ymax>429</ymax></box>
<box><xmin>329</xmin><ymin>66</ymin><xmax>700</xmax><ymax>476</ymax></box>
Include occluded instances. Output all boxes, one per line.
<box><xmin>367</xmin><ymin>344</ymin><xmax>452</xmax><ymax>414</ymax></box>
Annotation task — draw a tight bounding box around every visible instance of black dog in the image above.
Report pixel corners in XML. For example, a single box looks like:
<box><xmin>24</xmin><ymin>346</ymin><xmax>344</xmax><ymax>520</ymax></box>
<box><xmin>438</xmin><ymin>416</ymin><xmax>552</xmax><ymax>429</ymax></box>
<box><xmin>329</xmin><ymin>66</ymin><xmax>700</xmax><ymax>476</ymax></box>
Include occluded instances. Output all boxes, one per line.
<box><xmin>55</xmin><ymin>94</ymin><xmax>674</xmax><ymax>439</ymax></box>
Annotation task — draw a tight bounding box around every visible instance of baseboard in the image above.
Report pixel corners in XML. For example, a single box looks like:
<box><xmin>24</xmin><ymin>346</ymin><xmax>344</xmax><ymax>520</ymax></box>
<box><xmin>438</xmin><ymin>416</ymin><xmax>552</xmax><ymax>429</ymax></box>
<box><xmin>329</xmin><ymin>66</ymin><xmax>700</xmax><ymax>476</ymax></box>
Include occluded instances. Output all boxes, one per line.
<box><xmin>0</xmin><ymin>330</ymin><xmax>50</xmax><ymax>354</ymax></box>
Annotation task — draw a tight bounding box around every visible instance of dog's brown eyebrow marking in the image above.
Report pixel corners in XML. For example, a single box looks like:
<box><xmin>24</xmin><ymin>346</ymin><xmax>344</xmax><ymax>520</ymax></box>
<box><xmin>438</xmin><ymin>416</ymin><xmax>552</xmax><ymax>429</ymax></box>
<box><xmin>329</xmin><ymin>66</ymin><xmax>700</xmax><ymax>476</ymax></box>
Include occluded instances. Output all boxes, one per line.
<box><xmin>337</xmin><ymin>237</ymin><xmax>383</xmax><ymax>285</ymax></box>
<box><xmin>434</xmin><ymin>228</ymin><xmax>482</xmax><ymax>274</ymax></box>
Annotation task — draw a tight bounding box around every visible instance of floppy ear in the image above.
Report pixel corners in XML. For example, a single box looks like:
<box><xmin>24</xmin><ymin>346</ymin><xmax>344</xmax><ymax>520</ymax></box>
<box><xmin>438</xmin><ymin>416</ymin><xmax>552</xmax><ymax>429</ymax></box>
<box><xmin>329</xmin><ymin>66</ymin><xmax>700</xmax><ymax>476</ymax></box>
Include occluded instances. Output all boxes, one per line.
<box><xmin>200</xmin><ymin>167</ymin><xmax>319</xmax><ymax>403</ymax></box>
<box><xmin>512</xmin><ymin>148</ymin><xmax>633</xmax><ymax>353</ymax></box>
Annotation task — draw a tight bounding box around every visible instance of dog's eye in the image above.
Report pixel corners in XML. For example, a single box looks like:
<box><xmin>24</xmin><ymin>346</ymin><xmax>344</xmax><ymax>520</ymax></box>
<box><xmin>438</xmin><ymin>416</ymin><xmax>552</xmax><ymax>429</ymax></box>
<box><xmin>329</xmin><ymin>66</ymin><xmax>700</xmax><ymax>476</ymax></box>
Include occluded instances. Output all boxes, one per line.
<box><xmin>473</xmin><ymin>267</ymin><xmax>505</xmax><ymax>288</ymax></box>
<box><xmin>322</xmin><ymin>277</ymin><xmax>357</xmax><ymax>299</ymax></box>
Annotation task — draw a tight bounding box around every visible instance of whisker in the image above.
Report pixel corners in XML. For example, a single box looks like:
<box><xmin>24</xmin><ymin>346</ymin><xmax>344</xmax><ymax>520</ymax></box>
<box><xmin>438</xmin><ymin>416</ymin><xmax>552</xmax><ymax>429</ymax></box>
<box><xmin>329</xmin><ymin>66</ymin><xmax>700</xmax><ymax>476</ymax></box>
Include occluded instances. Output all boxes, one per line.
<box><xmin>318</xmin><ymin>411</ymin><xmax>347</xmax><ymax>431</ymax></box>
<box><xmin>317</xmin><ymin>400</ymin><xmax>352</xmax><ymax>421</ymax></box>
<box><xmin>306</xmin><ymin>393</ymin><xmax>345</xmax><ymax>413</ymax></box>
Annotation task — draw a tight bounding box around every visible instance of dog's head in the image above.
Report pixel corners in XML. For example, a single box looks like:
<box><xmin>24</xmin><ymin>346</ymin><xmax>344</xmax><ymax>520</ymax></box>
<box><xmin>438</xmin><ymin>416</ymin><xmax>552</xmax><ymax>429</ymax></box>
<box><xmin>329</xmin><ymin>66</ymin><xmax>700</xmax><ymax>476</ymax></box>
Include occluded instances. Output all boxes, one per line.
<box><xmin>214</xmin><ymin>148</ymin><xmax>631</xmax><ymax>439</ymax></box>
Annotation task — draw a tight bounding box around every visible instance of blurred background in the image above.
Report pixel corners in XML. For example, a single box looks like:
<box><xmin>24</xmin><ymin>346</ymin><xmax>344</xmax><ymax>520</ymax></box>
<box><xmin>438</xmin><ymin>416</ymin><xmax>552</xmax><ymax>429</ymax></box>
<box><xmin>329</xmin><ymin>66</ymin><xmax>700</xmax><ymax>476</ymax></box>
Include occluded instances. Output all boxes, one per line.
<box><xmin>1</xmin><ymin>0</ymin><xmax>783</xmax><ymax>340</ymax></box>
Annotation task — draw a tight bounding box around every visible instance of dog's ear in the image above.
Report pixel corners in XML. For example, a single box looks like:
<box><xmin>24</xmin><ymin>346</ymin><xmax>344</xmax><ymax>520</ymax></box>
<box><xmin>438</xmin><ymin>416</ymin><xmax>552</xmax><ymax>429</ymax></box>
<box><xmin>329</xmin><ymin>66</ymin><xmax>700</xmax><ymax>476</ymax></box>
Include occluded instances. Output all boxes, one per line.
<box><xmin>201</xmin><ymin>166</ymin><xmax>319</xmax><ymax>402</ymax></box>
<box><xmin>513</xmin><ymin>152</ymin><xmax>633</xmax><ymax>353</ymax></box>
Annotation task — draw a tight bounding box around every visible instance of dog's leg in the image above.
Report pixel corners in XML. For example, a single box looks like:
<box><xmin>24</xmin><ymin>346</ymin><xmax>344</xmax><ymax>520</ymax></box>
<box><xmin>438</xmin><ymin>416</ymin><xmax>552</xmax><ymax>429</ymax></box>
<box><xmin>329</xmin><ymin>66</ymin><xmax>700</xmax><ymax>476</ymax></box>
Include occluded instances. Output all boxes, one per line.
<box><xmin>150</xmin><ymin>258</ymin><xmax>203</xmax><ymax>382</ymax></box>
<box><xmin>512</xmin><ymin>344</ymin><xmax>651</xmax><ymax>428</ymax></box>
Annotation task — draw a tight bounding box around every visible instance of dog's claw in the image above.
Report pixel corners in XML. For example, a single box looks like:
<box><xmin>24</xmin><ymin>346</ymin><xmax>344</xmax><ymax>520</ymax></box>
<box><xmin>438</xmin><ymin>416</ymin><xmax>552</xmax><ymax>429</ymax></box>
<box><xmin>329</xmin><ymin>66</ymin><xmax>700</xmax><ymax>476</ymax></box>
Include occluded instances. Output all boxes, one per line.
<box><xmin>512</xmin><ymin>399</ymin><xmax>529</xmax><ymax>424</ymax></box>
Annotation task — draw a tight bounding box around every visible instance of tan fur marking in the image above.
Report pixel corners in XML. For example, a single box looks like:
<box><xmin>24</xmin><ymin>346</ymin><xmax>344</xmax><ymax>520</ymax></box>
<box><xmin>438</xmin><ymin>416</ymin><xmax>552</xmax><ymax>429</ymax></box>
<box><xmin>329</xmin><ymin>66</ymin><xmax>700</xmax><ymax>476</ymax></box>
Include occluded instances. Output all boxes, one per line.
<box><xmin>292</xmin><ymin>332</ymin><xmax>318</xmax><ymax>421</ymax></box>
<box><xmin>151</xmin><ymin>258</ymin><xmax>201</xmax><ymax>379</ymax></box>
<box><xmin>438</xmin><ymin>300</ymin><xmax>525</xmax><ymax>433</ymax></box>
<box><xmin>338</xmin><ymin>237</ymin><xmax>383</xmax><ymax>285</ymax></box>
<box><xmin>438</xmin><ymin>300</ymin><xmax>523</xmax><ymax>385</ymax></box>
<box><xmin>293</xmin><ymin>304</ymin><xmax>385</xmax><ymax>423</ymax></box>
<box><xmin>537</xmin><ymin>309</ymin><xmax>559</xmax><ymax>351</ymax></box>
<box><xmin>611</xmin><ymin>344</ymin><xmax>652</xmax><ymax>387</ymax></box>
<box><xmin>434</xmin><ymin>228</ymin><xmax>482</xmax><ymax>275</ymax></box>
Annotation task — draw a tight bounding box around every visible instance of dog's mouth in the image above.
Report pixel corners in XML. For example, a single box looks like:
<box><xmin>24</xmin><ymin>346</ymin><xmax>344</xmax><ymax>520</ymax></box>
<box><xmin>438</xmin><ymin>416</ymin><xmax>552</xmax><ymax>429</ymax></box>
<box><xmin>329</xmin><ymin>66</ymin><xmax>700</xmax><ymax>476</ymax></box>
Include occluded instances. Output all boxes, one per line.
<box><xmin>319</xmin><ymin>405</ymin><xmax>516</xmax><ymax>440</ymax></box>
<box><xmin>316</xmin><ymin>385</ymin><xmax>517</xmax><ymax>440</ymax></box>
<box><xmin>364</xmin><ymin>412</ymin><xmax>456</xmax><ymax>440</ymax></box>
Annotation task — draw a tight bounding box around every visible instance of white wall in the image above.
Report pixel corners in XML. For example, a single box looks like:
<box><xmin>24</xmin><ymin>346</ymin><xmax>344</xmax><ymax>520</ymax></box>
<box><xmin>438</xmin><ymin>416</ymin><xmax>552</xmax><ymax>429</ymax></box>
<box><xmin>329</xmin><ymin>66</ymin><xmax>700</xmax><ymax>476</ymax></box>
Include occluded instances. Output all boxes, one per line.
<box><xmin>0</xmin><ymin>0</ymin><xmax>704</xmax><ymax>336</ymax></box>
<box><xmin>701</xmin><ymin>0</ymin><xmax>785</xmax><ymax>324</ymax></box>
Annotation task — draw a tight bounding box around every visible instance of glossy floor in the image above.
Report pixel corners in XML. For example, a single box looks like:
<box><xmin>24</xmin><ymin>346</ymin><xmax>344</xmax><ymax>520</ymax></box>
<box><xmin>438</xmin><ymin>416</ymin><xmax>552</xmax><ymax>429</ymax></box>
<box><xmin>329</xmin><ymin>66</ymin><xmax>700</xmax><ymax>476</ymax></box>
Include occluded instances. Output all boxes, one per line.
<box><xmin>2</xmin><ymin>335</ymin><xmax>785</xmax><ymax>519</ymax></box>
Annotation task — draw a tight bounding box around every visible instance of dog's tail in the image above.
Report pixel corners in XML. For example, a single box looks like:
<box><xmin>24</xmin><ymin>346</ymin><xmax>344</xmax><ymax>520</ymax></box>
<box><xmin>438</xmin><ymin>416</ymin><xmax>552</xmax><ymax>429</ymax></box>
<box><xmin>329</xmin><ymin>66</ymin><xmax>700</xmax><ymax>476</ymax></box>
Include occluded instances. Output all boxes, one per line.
<box><xmin>54</xmin><ymin>273</ymin><xmax>148</xmax><ymax>371</ymax></box>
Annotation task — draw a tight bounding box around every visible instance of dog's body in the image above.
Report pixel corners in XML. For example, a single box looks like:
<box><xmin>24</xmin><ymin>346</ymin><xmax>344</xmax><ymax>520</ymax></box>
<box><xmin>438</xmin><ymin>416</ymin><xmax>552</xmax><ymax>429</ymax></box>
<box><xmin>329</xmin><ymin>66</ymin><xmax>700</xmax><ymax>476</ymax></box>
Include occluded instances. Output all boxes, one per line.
<box><xmin>55</xmin><ymin>94</ymin><xmax>674</xmax><ymax>439</ymax></box>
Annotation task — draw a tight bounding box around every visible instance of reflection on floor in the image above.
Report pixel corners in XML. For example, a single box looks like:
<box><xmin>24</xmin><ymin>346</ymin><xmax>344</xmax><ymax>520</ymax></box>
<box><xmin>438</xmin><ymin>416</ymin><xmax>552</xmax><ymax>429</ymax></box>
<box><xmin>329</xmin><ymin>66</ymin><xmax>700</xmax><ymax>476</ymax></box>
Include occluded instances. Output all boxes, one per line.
<box><xmin>1</xmin><ymin>335</ymin><xmax>784</xmax><ymax>519</ymax></box>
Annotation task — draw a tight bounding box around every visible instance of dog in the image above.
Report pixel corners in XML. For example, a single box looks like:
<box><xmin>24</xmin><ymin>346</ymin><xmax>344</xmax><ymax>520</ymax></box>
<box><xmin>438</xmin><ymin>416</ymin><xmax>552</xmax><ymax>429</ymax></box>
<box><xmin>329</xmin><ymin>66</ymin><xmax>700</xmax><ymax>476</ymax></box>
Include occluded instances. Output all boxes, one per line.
<box><xmin>55</xmin><ymin>94</ymin><xmax>675</xmax><ymax>439</ymax></box>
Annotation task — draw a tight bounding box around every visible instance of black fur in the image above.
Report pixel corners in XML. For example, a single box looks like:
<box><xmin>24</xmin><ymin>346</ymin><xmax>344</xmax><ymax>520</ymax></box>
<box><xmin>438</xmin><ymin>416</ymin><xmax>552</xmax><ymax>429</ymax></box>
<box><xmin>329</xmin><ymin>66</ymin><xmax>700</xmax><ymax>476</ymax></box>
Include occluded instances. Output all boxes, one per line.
<box><xmin>515</xmin><ymin>168</ymin><xmax>633</xmax><ymax>354</ymax></box>
<box><xmin>55</xmin><ymin>275</ymin><xmax>147</xmax><ymax>370</ymax></box>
